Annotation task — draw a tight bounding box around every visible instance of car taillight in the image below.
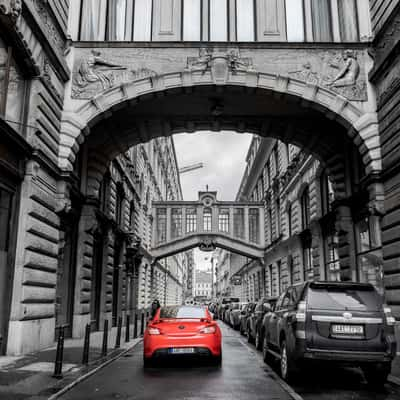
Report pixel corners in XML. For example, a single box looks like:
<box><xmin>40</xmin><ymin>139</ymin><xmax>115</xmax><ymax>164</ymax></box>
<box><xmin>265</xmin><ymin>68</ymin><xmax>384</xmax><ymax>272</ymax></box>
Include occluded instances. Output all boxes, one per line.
<box><xmin>148</xmin><ymin>327</ymin><xmax>161</xmax><ymax>335</ymax></box>
<box><xmin>295</xmin><ymin>301</ymin><xmax>306</xmax><ymax>322</ymax></box>
<box><xmin>384</xmin><ymin>306</ymin><xmax>396</xmax><ymax>326</ymax></box>
<box><xmin>200</xmin><ymin>325</ymin><xmax>216</xmax><ymax>334</ymax></box>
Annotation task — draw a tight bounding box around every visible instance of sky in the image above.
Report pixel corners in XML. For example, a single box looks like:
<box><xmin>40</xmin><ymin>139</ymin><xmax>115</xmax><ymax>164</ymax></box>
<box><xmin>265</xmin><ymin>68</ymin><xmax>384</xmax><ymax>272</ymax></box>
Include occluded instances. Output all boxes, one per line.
<box><xmin>173</xmin><ymin>131</ymin><xmax>253</xmax><ymax>271</ymax></box>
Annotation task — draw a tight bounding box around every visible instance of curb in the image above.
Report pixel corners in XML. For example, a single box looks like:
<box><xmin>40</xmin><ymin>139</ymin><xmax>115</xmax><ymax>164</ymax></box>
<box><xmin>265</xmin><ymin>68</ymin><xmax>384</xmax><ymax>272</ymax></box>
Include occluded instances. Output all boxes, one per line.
<box><xmin>47</xmin><ymin>338</ymin><xmax>143</xmax><ymax>400</ymax></box>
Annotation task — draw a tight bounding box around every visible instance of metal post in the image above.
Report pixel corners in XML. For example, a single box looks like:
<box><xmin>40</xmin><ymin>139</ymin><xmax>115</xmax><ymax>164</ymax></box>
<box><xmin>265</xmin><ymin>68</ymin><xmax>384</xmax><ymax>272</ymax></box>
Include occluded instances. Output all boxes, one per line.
<box><xmin>134</xmin><ymin>313</ymin><xmax>138</xmax><ymax>338</ymax></box>
<box><xmin>146</xmin><ymin>311</ymin><xmax>150</xmax><ymax>327</ymax></box>
<box><xmin>53</xmin><ymin>326</ymin><xmax>65</xmax><ymax>379</ymax></box>
<box><xmin>125</xmin><ymin>314</ymin><xmax>130</xmax><ymax>342</ymax></box>
<box><xmin>82</xmin><ymin>323</ymin><xmax>91</xmax><ymax>365</ymax></box>
<box><xmin>140</xmin><ymin>311</ymin><xmax>145</xmax><ymax>335</ymax></box>
<box><xmin>102</xmin><ymin>319</ymin><xmax>109</xmax><ymax>357</ymax></box>
<box><xmin>115</xmin><ymin>316</ymin><xmax>122</xmax><ymax>349</ymax></box>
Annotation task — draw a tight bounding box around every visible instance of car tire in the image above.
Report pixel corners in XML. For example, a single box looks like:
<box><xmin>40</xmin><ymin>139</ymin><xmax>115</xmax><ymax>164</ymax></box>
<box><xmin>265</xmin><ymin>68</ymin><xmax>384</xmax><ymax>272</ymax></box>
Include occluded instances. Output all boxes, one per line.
<box><xmin>143</xmin><ymin>356</ymin><xmax>153</xmax><ymax>368</ymax></box>
<box><xmin>362</xmin><ymin>363</ymin><xmax>390</xmax><ymax>388</ymax></box>
<box><xmin>247</xmin><ymin>327</ymin><xmax>254</xmax><ymax>344</ymax></box>
<box><xmin>212</xmin><ymin>353</ymin><xmax>222</xmax><ymax>366</ymax></box>
<box><xmin>280</xmin><ymin>340</ymin><xmax>297</xmax><ymax>383</ymax></box>
<box><xmin>255</xmin><ymin>329</ymin><xmax>263</xmax><ymax>351</ymax></box>
<box><xmin>262</xmin><ymin>335</ymin><xmax>271</xmax><ymax>364</ymax></box>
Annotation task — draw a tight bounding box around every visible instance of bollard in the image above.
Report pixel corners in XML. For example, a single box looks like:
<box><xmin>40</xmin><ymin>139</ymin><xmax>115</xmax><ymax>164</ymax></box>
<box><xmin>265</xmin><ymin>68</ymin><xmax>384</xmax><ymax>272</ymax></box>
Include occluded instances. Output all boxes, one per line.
<box><xmin>101</xmin><ymin>319</ymin><xmax>109</xmax><ymax>357</ymax></box>
<box><xmin>140</xmin><ymin>311</ymin><xmax>145</xmax><ymax>335</ymax></box>
<box><xmin>53</xmin><ymin>326</ymin><xmax>65</xmax><ymax>379</ymax></box>
<box><xmin>82</xmin><ymin>323</ymin><xmax>91</xmax><ymax>365</ymax></box>
<box><xmin>125</xmin><ymin>315</ymin><xmax>130</xmax><ymax>342</ymax></box>
<box><xmin>134</xmin><ymin>313</ymin><xmax>138</xmax><ymax>338</ymax></box>
<box><xmin>115</xmin><ymin>316</ymin><xmax>122</xmax><ymax>349</ymax></box>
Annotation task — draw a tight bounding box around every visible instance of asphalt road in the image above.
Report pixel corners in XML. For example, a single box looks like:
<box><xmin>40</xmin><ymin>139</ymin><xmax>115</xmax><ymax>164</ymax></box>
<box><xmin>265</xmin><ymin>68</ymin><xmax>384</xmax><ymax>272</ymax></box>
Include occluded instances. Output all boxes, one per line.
<box><xmin>59</xmin><ymin>322</ymin><xmax>400</xmax><ymax>400</ymax></box>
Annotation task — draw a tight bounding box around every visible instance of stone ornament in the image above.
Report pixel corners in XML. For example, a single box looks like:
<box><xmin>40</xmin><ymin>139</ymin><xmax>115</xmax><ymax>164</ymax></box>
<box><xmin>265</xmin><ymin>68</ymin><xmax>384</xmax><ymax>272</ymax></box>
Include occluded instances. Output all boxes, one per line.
<box><xmin>0</xmin><ymin>0</ymin><xmax>22</xmax><ymax>21</ymax></box>
<box><xmin>199</xmin><ymin>236</ymin><xmax>216</xmax><ymax>252</ymax></box>
<box><xmin>186</xmin><ymin>47</ymin><xmax>254</xmax><ymax>84</ymax></box>
<box><xmin>72</xmin><ymin>50</ymin><xmax>157</xmax><ymax>99</ymax></box>
<box><xmin>289</xmin><ymin>50</ymin><xmax>366</xmax><ymax>101</ymax></box>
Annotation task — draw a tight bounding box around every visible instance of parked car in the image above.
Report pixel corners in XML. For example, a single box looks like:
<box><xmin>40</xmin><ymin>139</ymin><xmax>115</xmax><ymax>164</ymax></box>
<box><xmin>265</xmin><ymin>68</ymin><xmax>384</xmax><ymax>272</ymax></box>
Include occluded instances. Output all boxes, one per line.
<box><xmin>239</xmin><ymin>303</ymin><xmax>255</xmax><ymax>335</ymax></box>
<box><xmin>230</xmin><ymin>302</ymin><xmax>248</xmax><ymax>330</ymax></box>
<box><xmin>217</xmin><ymin>297</ymin><xmax>240</xmax><ymax>321</ymax></box>
<box><xmin>143</xmin><ymin>305</ymin><xmax>222</xmax><ymax>367</ymax></box>
<box><xmin>261</xmin><ymin>281</ymin><xmax>397</xmax><ymax>386</ymax></box>
<box><xmin>247</xmin><ymin>297</ymin><xmax>277</xmax><ymax>348</ymax></box>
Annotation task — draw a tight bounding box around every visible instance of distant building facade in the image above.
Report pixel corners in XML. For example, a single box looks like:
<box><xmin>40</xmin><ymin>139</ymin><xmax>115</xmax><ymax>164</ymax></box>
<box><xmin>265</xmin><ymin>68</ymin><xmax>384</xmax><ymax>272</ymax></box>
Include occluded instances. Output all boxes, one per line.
<box><xmin>194</xmin><ymin>270</ymin><xmax>212</xmax><ymax>301</ymax></box>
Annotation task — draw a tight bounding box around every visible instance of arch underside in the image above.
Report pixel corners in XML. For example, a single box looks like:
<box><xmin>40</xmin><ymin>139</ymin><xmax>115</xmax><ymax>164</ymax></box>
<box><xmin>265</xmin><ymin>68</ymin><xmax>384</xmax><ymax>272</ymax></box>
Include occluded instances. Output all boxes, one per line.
<box><xmin>151</xmin><ymin>233</ymin><xmax>265</xmax><ymax>261</ymax></box>
<box><xmin>81</xmin><ymin>84</ymin><xmax>358</xmax><ymax>200</ymax></box>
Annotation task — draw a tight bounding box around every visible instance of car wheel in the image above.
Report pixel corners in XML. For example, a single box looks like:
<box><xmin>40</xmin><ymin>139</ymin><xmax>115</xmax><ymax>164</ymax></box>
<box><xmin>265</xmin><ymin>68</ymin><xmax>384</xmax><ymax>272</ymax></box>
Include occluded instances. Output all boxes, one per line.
<box><xmin>212</xmin><ymin>353</ymin><xmax>222</xmax><ymax>366</ymax></box>
<box><xmin>143</xmin><ymin>356</ymin><xmax>153</xmax><ymax>368</ymax></box>
<box><xmin>247</xmin><ymin>327</ymin><xmax>254</xmax><ymax>344</ymax></box>
<box><xmin>262</xmin><ymin>335</ymin><xmax>271</xmax><ymax>364</ymax></box>
<box><xmin>255</xmin><ymin>330</ymin><xmax>263</xmax><ymax>351</ymax></box>
<box><xmin>362</xmin><ymin>363</ymin><xmax>390</xmax><ymax>388</ymax></box>
<box><xmin>280</xmin><ymin>340</ymin><xmax>297</xmax><ymax>383</ymax></box>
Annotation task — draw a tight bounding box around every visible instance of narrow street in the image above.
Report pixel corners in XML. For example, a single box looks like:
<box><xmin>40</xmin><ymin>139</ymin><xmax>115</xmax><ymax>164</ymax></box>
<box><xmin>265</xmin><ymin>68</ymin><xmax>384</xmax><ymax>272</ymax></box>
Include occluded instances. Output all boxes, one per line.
<box><xmin>59</xmin><ymin>322</ymin><xmax>400</xmax><ymax>400</ymax></box>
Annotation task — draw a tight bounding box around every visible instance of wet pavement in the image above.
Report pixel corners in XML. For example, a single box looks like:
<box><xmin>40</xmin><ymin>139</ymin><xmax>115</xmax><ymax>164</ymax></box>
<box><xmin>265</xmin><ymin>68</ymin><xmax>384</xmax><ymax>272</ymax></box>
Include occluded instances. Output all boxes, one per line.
<box><xmin>59</xmin><ymin>322</ymin><xmax>400</xmax><ymax>400</ymax></box>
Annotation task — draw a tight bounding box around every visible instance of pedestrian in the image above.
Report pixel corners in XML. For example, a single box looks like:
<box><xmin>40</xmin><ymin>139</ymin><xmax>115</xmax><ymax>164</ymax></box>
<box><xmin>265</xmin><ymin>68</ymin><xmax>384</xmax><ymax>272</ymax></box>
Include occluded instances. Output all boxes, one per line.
<box><xmin>150</xmin><ymin>299</ymin><xmax>161</xmax><ymax>319</ymax></box>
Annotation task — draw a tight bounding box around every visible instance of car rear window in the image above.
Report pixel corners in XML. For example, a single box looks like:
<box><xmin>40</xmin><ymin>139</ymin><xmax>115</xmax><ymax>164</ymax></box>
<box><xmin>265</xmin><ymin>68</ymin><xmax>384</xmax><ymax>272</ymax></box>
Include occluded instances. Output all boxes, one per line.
<box><xmin>231</xmin><ymin>303</ymin><xmax>240</xmax><ymax>310</ymax></box>
<box><xmin>160</xmin><ymin>306</ymin><xmax>207</xmax><ymax>319</ymax></box>
<box><xmin>307</xmin><ymin>286</ymin><xmax>382</xmax><ymax>311</ymax></box>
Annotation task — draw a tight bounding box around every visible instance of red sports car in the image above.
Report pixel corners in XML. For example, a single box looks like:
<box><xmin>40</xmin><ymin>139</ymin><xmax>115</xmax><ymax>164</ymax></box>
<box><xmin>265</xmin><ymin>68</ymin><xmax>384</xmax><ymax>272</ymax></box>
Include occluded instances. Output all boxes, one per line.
<box><xmin>143</xmin><ymin>305</ymin><xmax>222</xmax><ymax>366</ymax></box>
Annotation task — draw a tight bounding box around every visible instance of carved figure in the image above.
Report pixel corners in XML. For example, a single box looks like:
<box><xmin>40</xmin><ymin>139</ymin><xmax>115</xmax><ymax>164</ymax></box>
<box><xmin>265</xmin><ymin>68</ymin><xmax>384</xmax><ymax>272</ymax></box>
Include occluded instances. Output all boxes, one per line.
<box><xmin>75</xmin><ymin>50</ymin><xmax>126</xmax><ymax>90</ymax></box>
<box><xmin>288</xmin><ymin>62</ymin><xmax>319</xmax><ymax>85</ymax></box>
<box><xmin>228</xmin><ymin>49</ymin><xmax>254</xmax><ymax>74</ymax></box>
<box><xmin>186</xmin><ymin>47</ymin><xmax>212</xmax><ymax>72</ymax></box>
<box><xmin>0</xmin><ymin>0</ymin><xmax>22</xmax><ymax>20</ymax></box>
<box><xmin>326</xmin><ymin>50</ymin><xmax>360</xmax><ymax>88</ymax></box>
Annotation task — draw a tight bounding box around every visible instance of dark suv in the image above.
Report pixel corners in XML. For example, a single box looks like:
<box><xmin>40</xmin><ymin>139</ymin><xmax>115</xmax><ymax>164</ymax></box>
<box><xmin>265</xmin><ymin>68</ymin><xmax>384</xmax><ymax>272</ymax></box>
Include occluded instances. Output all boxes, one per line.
<box><xmin>262</xmin><ymin>281</ymin><xmax>397</xmax><ymax>386</ymax></box>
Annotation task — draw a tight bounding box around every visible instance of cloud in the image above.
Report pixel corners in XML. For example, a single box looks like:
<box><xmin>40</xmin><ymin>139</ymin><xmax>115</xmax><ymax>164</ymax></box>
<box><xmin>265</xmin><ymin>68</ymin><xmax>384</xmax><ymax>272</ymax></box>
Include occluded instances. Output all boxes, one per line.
<box><xmin>173</xmin><ymin>131</ymin><xmax>252</xmax><ymax>201</ymax></box>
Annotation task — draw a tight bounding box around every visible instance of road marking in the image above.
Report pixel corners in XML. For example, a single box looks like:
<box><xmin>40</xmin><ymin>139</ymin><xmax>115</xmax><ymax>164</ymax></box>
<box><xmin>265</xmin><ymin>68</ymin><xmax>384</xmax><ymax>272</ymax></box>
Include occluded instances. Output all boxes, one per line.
<box><xmin>224</xmin><ymin>323</ymin><xmax>304</xmax><ymax>400</ymax></box>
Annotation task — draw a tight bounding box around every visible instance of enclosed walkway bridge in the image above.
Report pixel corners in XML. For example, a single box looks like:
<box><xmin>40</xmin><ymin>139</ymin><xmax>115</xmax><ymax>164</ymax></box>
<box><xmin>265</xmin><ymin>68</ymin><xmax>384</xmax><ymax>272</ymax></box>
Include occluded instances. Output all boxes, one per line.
<box><xmin>151</xmin><ymin>192</ymin><xmax>265</xmax><ymax>260</ymax></box>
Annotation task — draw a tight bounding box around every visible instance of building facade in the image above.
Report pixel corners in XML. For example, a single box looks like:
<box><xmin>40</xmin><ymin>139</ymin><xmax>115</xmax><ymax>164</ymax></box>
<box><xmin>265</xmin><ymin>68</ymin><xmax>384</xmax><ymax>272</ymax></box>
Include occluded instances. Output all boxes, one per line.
<box><xmin>194</xmin><ymin>270</ymin><xmax>212</xmax><ymax>301</ymax></box>
<box><xmin>1</xmin><ymin>0</ymin><xmax>400</xmax><ymax>356</ymax></box>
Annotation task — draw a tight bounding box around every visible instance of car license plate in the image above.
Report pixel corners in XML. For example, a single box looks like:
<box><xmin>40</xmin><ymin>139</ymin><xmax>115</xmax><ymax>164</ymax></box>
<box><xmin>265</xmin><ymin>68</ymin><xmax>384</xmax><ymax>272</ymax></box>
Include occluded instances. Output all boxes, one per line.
<box><xmin>169</xmin><ymin>348</ymin><xmax>195</xmax><ymax>354</ymax></box>
<box><xmin>331</xmin><ymin>324</ymin><xmax>364</xmax><ymax>336</ymax></box>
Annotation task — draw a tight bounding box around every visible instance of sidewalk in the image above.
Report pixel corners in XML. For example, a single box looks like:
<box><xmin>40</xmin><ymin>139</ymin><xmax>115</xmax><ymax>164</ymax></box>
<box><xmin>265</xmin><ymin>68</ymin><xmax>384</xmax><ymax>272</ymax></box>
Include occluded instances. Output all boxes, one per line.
<box><xmin>388</xmin><ymin>323</ymin><xmax>400</xmax><ymax>386</ymax></box>
<box><xmin>0</xmin><ymin>322</ymin><xmax>144</xmax><ymax>400</ymax></box>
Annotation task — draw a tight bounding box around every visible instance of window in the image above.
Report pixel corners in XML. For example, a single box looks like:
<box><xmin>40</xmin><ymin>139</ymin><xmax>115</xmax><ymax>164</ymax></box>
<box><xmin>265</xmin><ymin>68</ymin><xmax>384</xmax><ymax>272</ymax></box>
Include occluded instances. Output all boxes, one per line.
<box><xmin>277</xmin><ymin>260</ymin><xmax>282</xmax><ymax>295</ymax></box>
<box><xmin>311</xmin><ymin>0</ymin><xmax>332</xmax><ymax>42</ymax></box>
<box><xmin>203</xmin><ymin>207</ymin><xmax>212</xmax><ymax>231</ymax></box>
<box><xmin>275</xmin><ymin>199</ymin><xmax>281</xmax><ymax>237</ymax></box>
<box><xmin>218</xmin><ymin>208</ymin><xmax>229</xmax><ymax>233</ymax></box>
<box><xmin>183</xmin><ymin>0</ymin><xmax>201</xmax><ymax>41</ymax></box>
<box><xmin>320</xmin><ymin>171</ymin><xmax>334</xmax><ymax>215</ymax></box>
<box><xmin>301</xmin><ymin>187</ymin><xmax>310</xmax><ymax>230</ymax></box>
<box><xmin>249</xmin><ymin>208</ymin><xmax>260</xmax><ymax>244</ymax></box>
<box><xmin>80</xmin><ymin>0</ymin><xmax>105</xmax><ymax>40</ymax></box>
<box><xmin>156</xmin><ymin>208</ymin><xmax>167</xmax><ymax>243</ymax></box>
<box><xmin>107</xmin><ymin>0</ymin><xmax>130</xmax><ymax>40</ymax></box>
<box><xmin>338</xmin><ymin>0</ymin><xmax>359</xmax><ymax>42</ymax></box>
<box><xmin>268</xmin><ymin>208</ymin><xmax>273</xmax><ymax>243</ymax></box>
<box><xmin>0</xmin><ymin>38</ymin><xmax>26</xmax><ymax>131</ymax></box>
<box><xmin>133</xmin><ymin>0</ymin><xmax>153</xmax><ymax>41</ymax></box>
<box><xmin>303</xmin><ymin>246</ymin><xmax>313</xmax><ymax>280</ymax></box>
<box><xmin>285</xmin><ymin>0</ymin><xmax>304</xmax><ymax>41</ymax></box>
<box><xmin>115</xmin><ymin>184</ymin><xmax>124</xmax><ymax>227</ymax></box>
<box><xmin>287</xmin><ymin>204</ymin><xmax>292</xmax><ymax>237</ymax></box>
<box><xmin>324</xmin><ymin>234</ymin><xmax>340</xmax><ymax>281</ymax></box>
<box><xmin>0</xmin><ymin>187</ymin><xmax>13</xmax><ymax>253</ymax></box>
<box><xmin>236</xmin><ymin>0</ymin><xmax>255</xmax><ymax>41</ymax></box>
<box><xmin>99</xmin><ymin>175</ymin><xmax>109</xmax><ymax>214</ymax></box>
<box><xmin>186</xmin><ymin>207</ymin><xmax>197</xmax><ymax>233</ymax></box>
<box><xmin>273</xmin><ymin>144</ymin><xmax>279</xmax><ymax>177</ymax></box>
<box><xmin>233</xmin><ymin>208</ymin><xmax>244</xmax><ymax>239</ymax></box>
<box><xmin>209</xmin><ymin>0</ymin><xmax>228</xmax><ymax>41</ymax></box>
<box><xmin>171</xmin><ymin>208</ymin><xmax>182</xmax><ymax>238</ymax></box>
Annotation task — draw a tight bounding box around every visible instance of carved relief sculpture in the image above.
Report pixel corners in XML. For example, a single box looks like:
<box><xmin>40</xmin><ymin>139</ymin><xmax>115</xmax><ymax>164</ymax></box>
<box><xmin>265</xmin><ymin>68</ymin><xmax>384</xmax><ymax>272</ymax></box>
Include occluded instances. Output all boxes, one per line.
<box><xmin>0</xmin><ymin>0</ymin><xmax>22</xmax><ymax>21</ymax></box>
<box><xmin>73</xmin><ymin>50</ymin><xmax>157</xmax><ymax>99</ymax></box>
